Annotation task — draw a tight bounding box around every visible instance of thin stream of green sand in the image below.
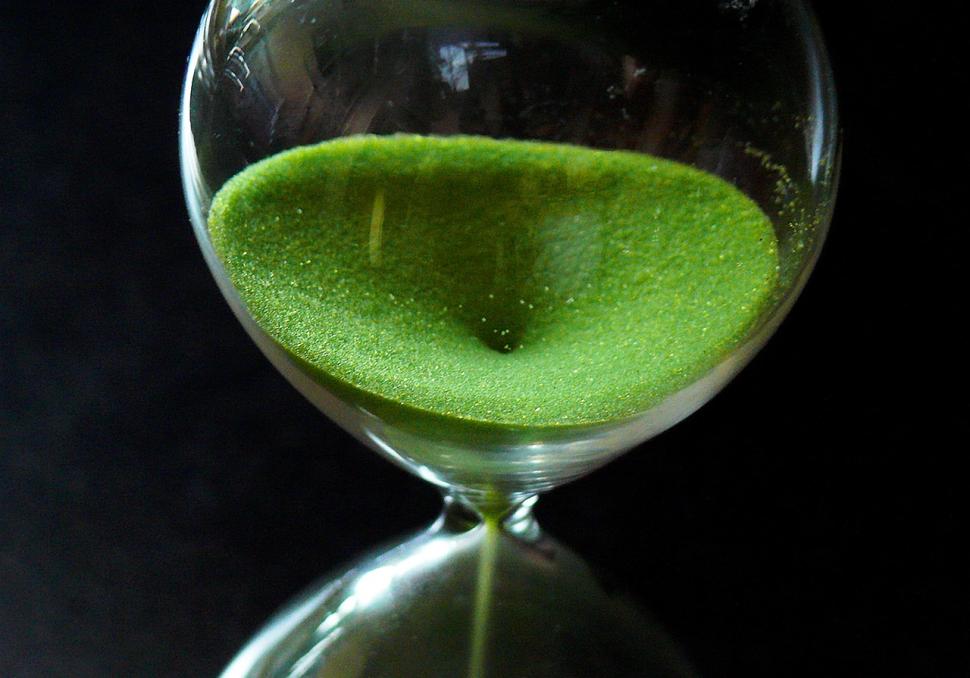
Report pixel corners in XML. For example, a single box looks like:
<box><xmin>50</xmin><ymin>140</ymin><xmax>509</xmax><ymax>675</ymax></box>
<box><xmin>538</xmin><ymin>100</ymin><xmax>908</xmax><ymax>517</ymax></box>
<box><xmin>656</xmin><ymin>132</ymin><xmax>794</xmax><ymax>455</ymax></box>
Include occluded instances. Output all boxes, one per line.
<box><xmin>208</xmin><ymin>135</ymin><xmax>779</xmax><ymax>429</ymax></box>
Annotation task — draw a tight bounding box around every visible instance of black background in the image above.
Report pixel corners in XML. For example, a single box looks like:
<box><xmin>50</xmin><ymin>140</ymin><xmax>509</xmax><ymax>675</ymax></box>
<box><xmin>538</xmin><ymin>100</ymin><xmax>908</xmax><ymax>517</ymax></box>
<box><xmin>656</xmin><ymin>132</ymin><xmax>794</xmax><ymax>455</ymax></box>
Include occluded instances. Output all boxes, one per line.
<box><xmin>1</xmin><ymin>2</ymin><xmax>966</xmax><ymax>676</ymax></box>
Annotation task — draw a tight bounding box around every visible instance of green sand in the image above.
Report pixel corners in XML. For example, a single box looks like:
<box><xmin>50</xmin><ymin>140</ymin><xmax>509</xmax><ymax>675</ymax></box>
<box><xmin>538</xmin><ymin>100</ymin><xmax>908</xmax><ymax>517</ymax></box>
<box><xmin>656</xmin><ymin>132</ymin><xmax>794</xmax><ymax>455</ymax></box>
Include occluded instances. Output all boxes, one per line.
<box><xmin>209</xmin><ymin>135</ymin><xmax>778</xmax><ymax>428</ymax></box>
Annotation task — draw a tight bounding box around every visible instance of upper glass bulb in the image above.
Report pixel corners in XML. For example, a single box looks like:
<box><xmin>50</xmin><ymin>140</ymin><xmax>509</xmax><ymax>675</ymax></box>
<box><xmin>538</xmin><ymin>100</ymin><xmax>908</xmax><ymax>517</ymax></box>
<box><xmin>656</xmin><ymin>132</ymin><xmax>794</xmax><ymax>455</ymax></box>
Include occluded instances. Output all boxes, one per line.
<box><xmin>181</xmin><ymin>0</ymin><xmax>839</xmax><ymax>504</ymax></box>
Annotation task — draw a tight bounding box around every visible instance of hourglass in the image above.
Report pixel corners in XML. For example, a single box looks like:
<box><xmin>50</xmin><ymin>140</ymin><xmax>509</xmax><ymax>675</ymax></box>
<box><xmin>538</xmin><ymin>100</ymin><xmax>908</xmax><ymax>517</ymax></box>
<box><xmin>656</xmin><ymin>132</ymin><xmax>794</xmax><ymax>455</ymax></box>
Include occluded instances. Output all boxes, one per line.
<box><xmin>181</xmin><ymin>0</ymin><xmax>839</xmax><ymax>675</ymax></box>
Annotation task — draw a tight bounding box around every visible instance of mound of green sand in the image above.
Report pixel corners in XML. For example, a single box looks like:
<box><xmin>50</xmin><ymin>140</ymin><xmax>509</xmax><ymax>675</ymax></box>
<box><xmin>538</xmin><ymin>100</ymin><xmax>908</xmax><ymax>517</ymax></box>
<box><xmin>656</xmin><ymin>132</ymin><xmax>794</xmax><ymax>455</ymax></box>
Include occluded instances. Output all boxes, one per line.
<box><xmin>209</xmin><ymin>135</ymin><xmax>778</xmax><ymax>428</ymax></box>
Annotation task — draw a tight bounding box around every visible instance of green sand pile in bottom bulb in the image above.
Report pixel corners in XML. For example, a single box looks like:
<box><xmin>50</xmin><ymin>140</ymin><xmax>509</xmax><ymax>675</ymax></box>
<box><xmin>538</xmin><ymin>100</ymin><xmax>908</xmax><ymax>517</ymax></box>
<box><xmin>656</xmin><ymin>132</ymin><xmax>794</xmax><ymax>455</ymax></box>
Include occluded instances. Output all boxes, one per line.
<box><xmin>208</xmin><ymin>135</ymin><xmax>779</xmax><ymax>428</ymax></box>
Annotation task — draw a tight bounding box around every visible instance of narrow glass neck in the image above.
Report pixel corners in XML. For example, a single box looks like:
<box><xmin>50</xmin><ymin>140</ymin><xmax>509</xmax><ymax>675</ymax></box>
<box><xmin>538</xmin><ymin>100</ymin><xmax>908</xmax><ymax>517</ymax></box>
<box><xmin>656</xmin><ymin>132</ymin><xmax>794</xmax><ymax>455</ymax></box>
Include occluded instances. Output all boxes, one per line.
<box><xmin>441</xmin><ymin>491</ymin><xmax>540</xmax><ymax>540</ymax></box>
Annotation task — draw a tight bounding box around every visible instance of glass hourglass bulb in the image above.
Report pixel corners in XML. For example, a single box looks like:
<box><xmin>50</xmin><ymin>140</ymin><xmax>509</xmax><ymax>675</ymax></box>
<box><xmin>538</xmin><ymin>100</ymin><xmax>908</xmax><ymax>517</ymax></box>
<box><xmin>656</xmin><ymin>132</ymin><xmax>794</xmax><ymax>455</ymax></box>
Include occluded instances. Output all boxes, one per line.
<box><xmin>181</xmin><ymin>1</ymin><xmax>838</xmax><ymax>675</ymax></box>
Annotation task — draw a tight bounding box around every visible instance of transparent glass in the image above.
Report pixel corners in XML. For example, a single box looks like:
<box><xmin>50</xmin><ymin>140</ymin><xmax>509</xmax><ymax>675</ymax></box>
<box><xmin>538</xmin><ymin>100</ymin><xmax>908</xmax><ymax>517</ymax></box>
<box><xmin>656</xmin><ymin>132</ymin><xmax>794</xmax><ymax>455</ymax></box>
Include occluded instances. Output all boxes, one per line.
<box><xmin>180</xmin><ymin>1</ymin><xmax>839</xmax><ymax>675</ymax></box>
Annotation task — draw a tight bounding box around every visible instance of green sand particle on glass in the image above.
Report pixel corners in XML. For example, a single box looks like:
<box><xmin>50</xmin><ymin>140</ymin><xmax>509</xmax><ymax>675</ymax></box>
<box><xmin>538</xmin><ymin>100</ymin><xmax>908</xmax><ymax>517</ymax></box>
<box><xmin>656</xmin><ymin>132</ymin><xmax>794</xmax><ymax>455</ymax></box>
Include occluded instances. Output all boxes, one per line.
<box><xmin>208</xmin><ymin>135</ymin><xmax>779</xmax><ymax>428</ymax></box>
